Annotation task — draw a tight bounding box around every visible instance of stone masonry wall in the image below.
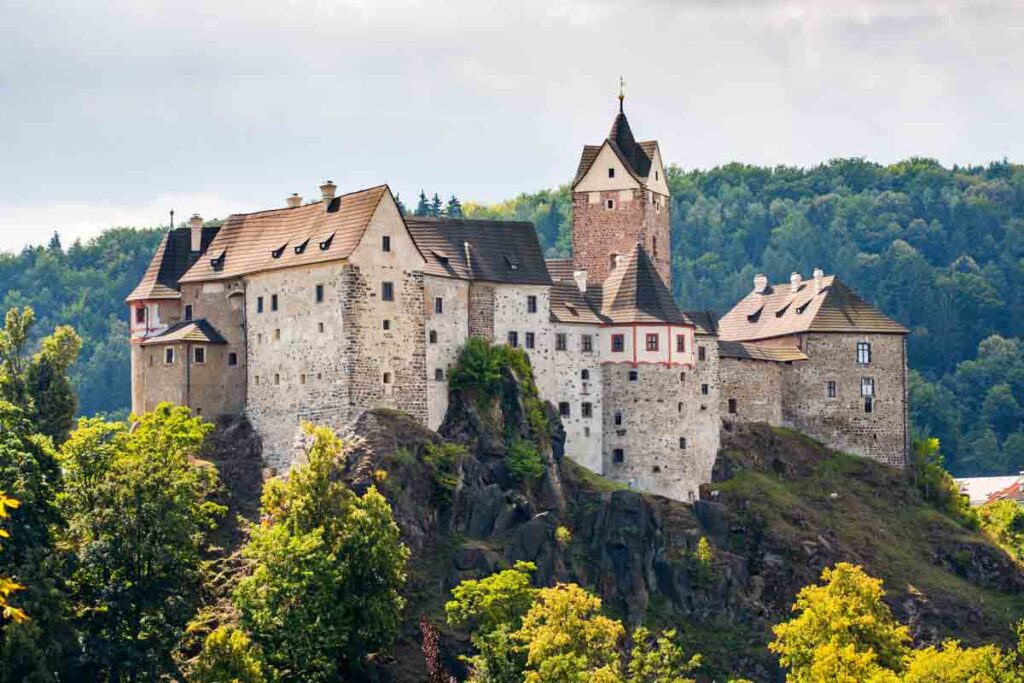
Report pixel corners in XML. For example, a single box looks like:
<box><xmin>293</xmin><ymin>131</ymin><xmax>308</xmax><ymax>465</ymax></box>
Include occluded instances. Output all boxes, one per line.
<box><xmin>720</xmin><ymin>357</ymin><xmax>785</xmax><ymax>426</ymax></box>
<box><xmin>424</xmin><ymin>275</ymin><xmax>469</xmax><ymax>430</ymax></box>
<box><xmin>572</xmin><ymin>188</ymin><xmax>670</xmax><ymax>284</ymax></box>
<box><xmin>782</xmin><ymin>332</ymin><xmax>908</xmax><ymax>467</ymax></box>
<box><xmin>467</xmin><ymin>282</ymin><xmax>495</xmax><ymax>338</ymax></box>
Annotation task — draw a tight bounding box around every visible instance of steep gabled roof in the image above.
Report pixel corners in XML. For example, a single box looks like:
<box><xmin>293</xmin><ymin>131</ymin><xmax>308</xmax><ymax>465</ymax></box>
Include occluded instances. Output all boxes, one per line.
<box><xmin>550</xmin><ymin>280</ymin><xmax>608</xmax><ymax>324</ymax></box>
<box><xmin>718</xmin><ymin>275</ymin><xmax>908</xmax><ymax>342</ymax></box>
<box><xmin>179</xmin><ymin>185</ymin><xmax>390</xmax><ymax>282</ymax></box>
<box><xmin>601</xmin><ymin>244</ymin><xmax>686</xmax><ymax>324</ymax></box>
<box><xmin>572</xmin><ymin>108</ymin><xmax>657</xmax><ymax>188</ymax></box>
<box><xmin>682</xmin><ymin>310</ymin><xmax>718</xmax><ymax>336</ymax></box>
<box><xmin>126</xmin><ymin>226</ymin><xmax>220</xmax><ymax>302</ymax></box>
<box><xmin>405</xmin><ymin>217</ymin><xmax>553</xmax><ymax>286</ymax></box>
<box><xmin>140</xmin><ymin>319</ymin><xmax>227</xmax><ymax>345</ymax></box>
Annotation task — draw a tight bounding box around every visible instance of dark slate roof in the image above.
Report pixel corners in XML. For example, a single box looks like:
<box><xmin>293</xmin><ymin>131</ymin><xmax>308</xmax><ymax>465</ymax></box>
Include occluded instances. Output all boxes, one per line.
<box><xmin>140</xmin><ymin>319</ymin><xmax>228</xmax><ymax>345</ymax></box>
<box><xmin>180</xmin><ymin>185</ymin><xmax>392</xmax><ymax>283</ymax></box>
<box><xmin>601</xmin><ymin>244</ymin><xmax>686</xmax><ymax>324</ymax></box>
<box><xmin>572</xmin><ymin>108</ymin><xmax>657</xmax><ymax>187</ymax></box>
<box><xmin>126</xmin><ymin>226</ymin><xmax>220</xmax><ymax>302</ymax></box>
<box><xmin>405</xmin><ymin>217</ymin><xmax>553</xmax><ymax>286</ymax></box>
<box><xmin>682</xmin><ymin>310</ymin><xmax>718</xmax><ymax>336</ymax></box>
<box><xmin>550</xmin><ymin>280</ymin><xmax>608</xmax><ymax>324</ymax></box>
<box><xmin>718</xmin><ymin>274</ymin><xmax>908</xmax><ymax>342</ymax></box>
<box><xmin>546</xmin><ymin>258</ymin><xmax>575</xmax><ymax>282</ymax></box>
<box><xmin>718</xmin><ymin>340</ymin><xmax>808</xmax><ymax>362</ymax></box>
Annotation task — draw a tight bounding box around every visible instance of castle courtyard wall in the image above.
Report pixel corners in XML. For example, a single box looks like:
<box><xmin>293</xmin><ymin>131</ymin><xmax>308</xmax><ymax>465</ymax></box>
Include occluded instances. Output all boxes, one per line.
<box><xmin>720</xmin><ymin>357</ymin><xmax>785</xmax><ymax>425</ymax></box>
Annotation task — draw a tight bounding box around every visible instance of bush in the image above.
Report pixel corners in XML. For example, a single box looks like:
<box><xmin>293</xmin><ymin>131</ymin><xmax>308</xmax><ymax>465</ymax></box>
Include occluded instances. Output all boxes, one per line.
<box><xmin>422</xmin><ymin>442</ymin><xmax>466</xmax><ymax>504</ymax></box>
<box><xmin>507</xmin><ymin>438</ymin><xmax>544</xmax><ymax>481</ymax></box>
<box><xmin>911</xmin><ymin>438</ymin><xmax>977</xmax><ymax>528</ymax></box>
<box><xmin>190</xmin><ymin>626</ymin><xmax>267</xmax><ymax>683</ymax></box>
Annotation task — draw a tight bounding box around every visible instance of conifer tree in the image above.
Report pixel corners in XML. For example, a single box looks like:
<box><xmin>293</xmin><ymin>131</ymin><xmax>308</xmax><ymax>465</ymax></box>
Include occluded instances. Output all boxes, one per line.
<box><xmin>430</xmin><ymin>193</ymin><xmax>443</xmax><ymax>217</ymax></box>
<box><xmin>445</xmin><ymin>195</ymin><xmax>464</xmax><ymax>218</ymax></box>
<box><xmin>415</xmin><ymin>191</ymin><xmax>430</xmax><ymax>217</ymax></box>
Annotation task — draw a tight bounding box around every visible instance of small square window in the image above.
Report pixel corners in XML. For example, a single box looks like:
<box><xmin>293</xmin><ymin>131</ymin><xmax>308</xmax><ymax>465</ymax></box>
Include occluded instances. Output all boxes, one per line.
<box><xmin>559</xmin><ymin>401</ymin><xmax>570</xmax><ymax>417</ymax></box>
<box><xmin>646</xmin><ymin>333</ymin><xmax>659</xmax><ymax>352</ymax></box>
<box><xmin>256</xmin><ymin>297</ymin><xmax>264</xmax><ymax>314</ymax></box>
<box><xmin>628</xmin><ymin>370</ymin><xmax>638</xmax><ymax>382</ymax></box>
<box><xmin>581</xmin><ymin>369</ymin><xmax>590</xmax><ymax>381</ymax></box>
<box><xmin>679</xmin><ymin>437</ymin><xmax>687</xmax><ymax>450</ymax></box>
<box><xmin>613</xmin><ymin>448</ymin><xmax>624</xmax><ymax>464</ymax></box>
<box><xmin>728</xmin><ymin>398</ymin><xmax>737</xmax><ymax>414</ymax></box>
<box><xmin>525</xmin><ymin>332</ymin><xmax>535</xmax><ymax>349</ymax></box>
<box><xmin>383</xmin><ymin>372</ymin><xmax>392</xmax><ymax>384</ymax></box>
<box><xmin>383</xmin><ymin>319</ymin><xmax>391</xmax><ymax>330</ymax></box>
<box><xmin>382</xmin><ymin>235</ymin><xmax>391</xmax><ymax>252</ymax></box>
<box><xmin>435</xmin><ymin>368</ymin><xmax>444</xmax><ymax>381</ymax></box>
<box><xmin>315</xmin><ymin>284</ymin><xmax>324</xmax><ymax>303</ymax></box>
<box><xmin>611</xmin><ymin>334</ymin><xmax>625</xmax><ymax>353</ymax></box>
<box><xmin>273</xmin><ymin>328</ymin><xmax>281</xmax><ymax>341</ymax></box>
<box><xmin>614</xmin><ymin>410</ymin><xmax>623</xmax><ymax>426</ymax></box>
<box><xmin>184</xmin><ymin>304</ymin><xmax>193</xmax><ymax>322</ymax></box>
<box><xmin>228</xmin><ymin>352</ymin><xmax>238</xmax><ymax>367</ymax></box>
<box><xmin>676</xmin><ymin>334</ymin><xmax>685</xmax><ymax>353</ymax></box>
<box><xmin>608</xmin><ymin>167</ymin><xmax>615</xmax><ymax>178</ymax></box>
<box><xmin>135</xmin><ymin>306</ymin><xmax>146</xmax><ymax>324</ymax></box>
<box><xmin>679</xmin><ymin>372</ymin><xmax>686</xmax><ymax>382</ymax></box>
<box><xmin>508</xmin><ymin>331</ymin><xmax>519</xmax><ymax>348</ymax></box>
<box><xmin>193</xmin><ymin>346</ymin><xmax>205</xmax><ymax>364</ymax></box>
<box><xmin>581</xmin><ymin>334</ymin><xmax>593</xmax><ymax>353</ymax></box>
<box><xmin>274</xmin><ymin>373</ymin><xmax>280</xmax><ymax>385</ymax></box>
<box><xmin>271</xmin><ymin>294</ymin><xmax>279</xmax><ymax>312</ymax></box>
<box><xmin>582</xmin><ymin>402</ymin><xmax>592</xmax><ymax>418</ymax></box>
<box><xmin>606</xmin><ymin>199</ymin><xmax>615</xmax><ymax>210</ymax></box>
<box><xmin>382</xmin><ymin>282</ymin><xmax>394</xmax><ymax>302</ymax></box>
<box><xmin>556</xmin><ymin>333</ymin><xmax>567</xmax><ymax>351</ymax></box>
<box><xmin>698</xmin><ymin>346</ymin><xmax>706</xmax><ymax>362</ymax></box>
<box><xmin>827</xmin><ymin>380</ymin><xmax>837</xmax><ymax>398</ymax></box>
<box><xmin>434</xmin><ymin>297</ymin><xmax>444</xmax><ymax>314</ymax></box>
<box><xmin>429</xmin><ymin>330</ymin><xmax>438</xmax><ymax>344</ymax></box>
<box><xmin>527</xmin><ymin>295</ymin><xmax>537</xmax><ymax>313</ymax></box>
<box><xmin>701</xmin><ymin>384</ymin><xmax>709</xmax><ymax>395</ymax></box>
<box><xmin>164</xmin><ymin>347</ymin><xmax>175</xmax><ymax>364</ymax></box>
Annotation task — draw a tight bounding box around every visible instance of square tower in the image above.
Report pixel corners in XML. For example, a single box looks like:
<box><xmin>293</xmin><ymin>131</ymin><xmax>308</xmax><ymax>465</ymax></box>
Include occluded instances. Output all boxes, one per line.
<box><xmin>571</xmin><ymin>101</ymin><xmax>671</xmax><ymax>285</ymax></box>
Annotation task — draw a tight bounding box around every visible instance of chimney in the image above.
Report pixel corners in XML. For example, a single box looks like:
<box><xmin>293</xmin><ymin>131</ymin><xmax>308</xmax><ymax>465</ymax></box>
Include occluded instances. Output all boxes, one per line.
<box><xmin>753</xmin><ymin>273</ymin><xmax>768</xmax><ymax>294</ymax></box>
<box><xmin>189</xmin><ymin>213</ymin><xmax>203</xmax><ymax>252</ymax></box>
<box><xmin>320</xmin><ymin>180</ymin><xmax>337</xmax><ymax>203</ymax></box>
<box><xmin>790</xmin><ymin>271</ymin><xmax>802</xmax><ymax>293</ymax></box>
<box><xmin>813</xmin><ymin>267</ymin><xmax>825</xmax><ymax>293</ymax></box>
<box><xmin>287</xmin><ymin>193</ymin><xmax>302</xmax><ymax>208</ymax></box>
<box><xmin>573</xmin><ymin>269</ymin><xmax>588</xmax><ymax>293</ymax></box>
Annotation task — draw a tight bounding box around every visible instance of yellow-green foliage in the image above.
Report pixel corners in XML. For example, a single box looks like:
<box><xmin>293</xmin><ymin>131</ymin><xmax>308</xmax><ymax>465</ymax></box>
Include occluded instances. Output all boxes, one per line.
<box><xmin>422</xmin><ymin>441</ymin><xmax>467</xmax><ymax>503</ymax></box>
<box><xmin>190</xmin><ymin>626</ymin><xmax>267</xmax><ymax>683</ymax></box>
<box><xmin>902</xmin><ymin>640</ymin><xmax>1007</xmax><ymax>682</ymax></box>
<box><xmin>0</xmin><ymin>492</ymin><xmax>24</xmax><ymax>624</ymax></box>
<box><xmin>555</xmin><ymin>526</ymin><xmax>572</xmax><ymax>547</ymax></box>
<box><xmin>911</xmin><ymin>438</ymin><xmax>977</xmax><ymax>528</ymax></box>
<box><xmin>978</xmin><ymin>499</ymin><xmax>1024</xmax><ymax>561</ymax></box>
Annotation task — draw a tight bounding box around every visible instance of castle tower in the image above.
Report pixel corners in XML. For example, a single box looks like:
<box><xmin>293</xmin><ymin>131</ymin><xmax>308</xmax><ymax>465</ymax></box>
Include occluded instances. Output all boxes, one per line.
<box><xmin>570</xmin><ymin>93</ymin><xmax>671</xmax><ymax>285</ymax></box>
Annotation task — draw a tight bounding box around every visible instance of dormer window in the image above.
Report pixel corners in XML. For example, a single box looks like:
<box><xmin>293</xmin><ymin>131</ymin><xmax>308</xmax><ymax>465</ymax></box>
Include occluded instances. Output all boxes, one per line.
<box><xmin>319</xmin><ymin>233</ymin><xmax>335</xmax><ymax>251</ymax></box>
<box><xmin>608</xmin><ymin>167</ymin><xmax>615</xmax><ymax>178</ymax></box>
<box><xmin>271</xmin><ymin>243</ymin><xmax>288</xmax><ymax>259</ymax></box>
<box><xmin>747</xmin><ymin>306</ymin><xmax>763</xmax><ymax>323</ymax></box>
<box><xmin>210</xmin><ymin>249</ymin><xmax>226</xmax><ymax>271</ymax></box>
<box><xmin>294</xmin><ymin>238</ymin><xmax>310</xmax><ymax>255</ymax></box>
<box><xmin>505</xmin><ymin>255</ymin><xmax>520</xmax><ymax>271</ymax></box>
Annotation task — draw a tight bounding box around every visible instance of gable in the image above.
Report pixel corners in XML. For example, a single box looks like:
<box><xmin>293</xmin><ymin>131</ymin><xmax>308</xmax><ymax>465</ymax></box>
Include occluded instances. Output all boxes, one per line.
<box><xmin>349</xmin><ymin>189</ymin><xmax>426</xmax><ymax>271</ymax></box>
<box><xmin>574</xmin><ymin>141</ymin><xmax>641</xmax><ymax>192</ymax></box>
<box><xmin>644</xmin><ymin>144</ymin><xmax>670</xmax><ymax>196</ymax></box>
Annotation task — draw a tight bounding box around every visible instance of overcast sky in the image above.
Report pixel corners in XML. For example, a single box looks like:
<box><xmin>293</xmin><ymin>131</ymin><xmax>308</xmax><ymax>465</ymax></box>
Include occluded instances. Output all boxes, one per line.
<box><xmin>1</xmin><ymin>0</ymin><xmax>1022</xmax><ymax>252</ymax></box>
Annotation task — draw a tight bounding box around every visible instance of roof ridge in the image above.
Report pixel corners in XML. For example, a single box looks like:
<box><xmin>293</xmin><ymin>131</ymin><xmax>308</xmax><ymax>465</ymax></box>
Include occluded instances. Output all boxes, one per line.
<box><xmin>224</xmin><ymin>184</ymin><xmax>389</xmax><ymax>219</ymax></box>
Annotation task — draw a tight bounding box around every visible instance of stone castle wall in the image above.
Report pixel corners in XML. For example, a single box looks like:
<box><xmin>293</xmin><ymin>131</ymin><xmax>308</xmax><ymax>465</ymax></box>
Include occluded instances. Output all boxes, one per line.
<box><xmin>572</xmin><ymin>188</ymin><xmax>670</xmax><ymax>284</ymax></box>
<box><xmin>467</xmin><ymin>282</ymin><xmax>495</xmax><ymax>338</ymax></box>
<box><xmin>720</xmin><ymin>357</ymin><xmax>785</xmax><ymax>426</ymax></box>
<box><xmin>424</xmin><ymin>275</ymin><xmax>469</xmax><ymax>429</ymax></box>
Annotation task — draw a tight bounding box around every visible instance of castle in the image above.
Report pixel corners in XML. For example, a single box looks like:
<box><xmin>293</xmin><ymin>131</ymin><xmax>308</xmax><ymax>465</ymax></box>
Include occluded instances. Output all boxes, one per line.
<box><xmin>127</xmin><ymin>99</ymin><xmax>909</xmax><ymax>502</ymax></box>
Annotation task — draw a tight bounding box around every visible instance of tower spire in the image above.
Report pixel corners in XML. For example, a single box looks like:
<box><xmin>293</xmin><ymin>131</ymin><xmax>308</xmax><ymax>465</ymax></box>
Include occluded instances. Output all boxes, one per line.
<box><xmin>618</xmin><ymin>76</ymin><xmax>625</xmax><ymax>113</ymax></box>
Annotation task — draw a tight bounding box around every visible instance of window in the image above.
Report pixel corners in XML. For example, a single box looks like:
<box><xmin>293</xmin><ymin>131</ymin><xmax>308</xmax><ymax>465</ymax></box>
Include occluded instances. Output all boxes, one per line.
<box><xmin>608</xmin><ymin>167</ymin><xmax>615</xmax><ymax>178</ymax></box>
<box><xmin>256</xmin><ymin>332</ymin><xmax>263</xmax><ymax>344</ymax></box>
<box><xmin>611</xmin><ymin>334</ymin><xmax>625</xmax><ymax>352</ymax></box>
<box><xmin>271</xmin><ymin>294</ymin><xmax>278</xmax><ymax>311</ymax></box>
<box><xmin>861</xmin><ymin>377</ymin><xmax>875</xmax><ymax>397</ymax></box>
<box><xmin>525</xmin><ymin>332</ymin><xmax>535</xmax><ymax>349</ymax></box>
<box><xmin>698</xmin><ymin>346</ymin><xmax>706</xmax><ymax>362</ymax></box>
<box><xmin>676</xmin><ymin>334</ymin><xmax>685</xmax><ymax>353</ymax></box>
<box><xmin>679</xmin><ymin>437</ymin><xmax>687</xmax><ymax>450</ymax></box>
<box><xmin>652</xmin><ymin>465</ymin><xmax>661</xmax><ymax>473</ymax></box>
<box><xmin>255</xmin><ymin>376</ymin><xmax>260</xmax><ymax>386</ymax></box>
<box><xmin>581</xmin><ymin>369</ymin><xmax>590</xmax><ymax>380</ymax></box>
<box><xmin>556</xmin><ymin>333</ymin><xmax>567</xmax><ymax>351</ymax></box>
<box><xmin>655</xmin><ymin>170</ymin><xmax>659</xmax><ymax>181</ymax></box>
<box><xmin>613</xmin><ymin>448</ymin><xmax>624</xmax><ymax>464</ymax></box>
<box><xmin>318</xmin><ymin>321</ymin><xmax>325</xmax><ymax>333</ymax></box>
<box><xmin>701</xmin><ymin>383</ymin><xmax>709</xmax><ymax>395</ymax></box>
<box><xmin>256</xmin><ymin>297</ymin><xmax>264</xmax><ymax>313</ymax></box>
<box><xmin>857</xmin><ymin>342</ymin><xmax>872</xmax><ymax>365</ymax></box>
<box><xmin>609</xmin><ymin>253</ymin><xmax>619</xmax><ymax>271</ymax></box>
<box><xmin>865</xmin><ymin>397</ymin><xmax>874</xmax><ymax>413</ymax></box>
<box><xmin>582</xmin><ymin>402</ymin><xmax>593</xmax><ymax>418</ymax></box>
<box><xmin>581</xmin><ymin>334</ymin><xmax>593</xmax><ymax>353</ymax></box>
<box><xmin>679</xmin><ymin>372</ymin><xmax>686</xmax><ymax>382</ymax></box>
<box><xmin>583</xmin><ymin>426</ymin><xmax>590</xmax><ymax>437</ymax></box>
<box><xmin>827</xmin><ymin>380</ymin><xmax>837</xmax><ymax>398</ymax></box>
<box><xmin>273</xmin><ymin>328</ymin><xmax>281</xmax><ymax>341</ymax></box>
<box><xmin>135</xmin><ymin>306</ymin><xmax>146</xmax><ymax>324</ymax></box>
<box><xmin>527</xmin><ymin>295</ymin><xmax>537</xmax><ymax>313</ymax></box>
<box><xmin>429</xmin><ymin>330</ymin><xmax>438</xmax><ymax>344</ymax></box>
<box><xmin>605</xmin><ymin>199</ymin><xmax>615</xmax><ymax>210</ymax></box>
<box><xmin>299</xmin><ymin>374</ymin><xmax>307</xmax><ymax>385</ymax></box>
<box><xmin>628</xmin><ymin>370</ymin><xmax>638</xmax><ymax>382</ymax></box>
<box><xmin>382</xmin><ymin>235</ymin><xmax>391</xmax><ymax>252</ymax></box>
<box><xmin>383</xmin><ymin>319</ymin><xmax>391</xmax><ymax>330</ymax></box>
<box><xmin>382</xmin><ymin>282</ymin><xmax>394</xmax><ymax>302</ymax></box>
<box><xmin>559</xmin><ymin>402</ymin><xmax>570</xmax><ymax>417</ymax></box>
<box><xmin>435</xmin><ymin>368</ymin><xmax>444</xmax><ymax>381</ymax></box>
<box><xmin>228</xmin><ymin>352</ymin><xmax>238</xmax><ymax>367</ymax></box>
<box><xmin>164</xmin><ymin>347</ymin><xmax>175</xmax><ymax>364</ymax></box>
<box><xmin>383</xmin><ymin>372</ymin><xmax>392</xmax><ymax>384</ymax></box>
<box><xmin>646</xmin><ymin>333</ymin><xmax>659</xmax><ymax>352</ymax></box>
<box><xmin>507</xmin><ymin>331</ymin><xmax>519</xmax><ymax>348</ymax></box>
<box><xmin>274</xmin><ymin>373</ymin><xmax>280</xmax><ymax>385</ymax></box>
<box><xmin>652</xmin><ymin>236</ymin><xmax>658</xmax><ymax>257</ymax></box>
<box><xmin>728</xmin><ymin>398</ymin><xmax>737</xmax><ymax>414</ymax></box>
<box><xmin>193</xmin><ymin>346</ymin><xmax>205</xmax><ymax>364</ymax></box>
<box><xmin>434</xmin><ymin>297</ymin><xmax>444</xmax><ymax>314</ymax></box>
<box><xmin>677</xmin><ymin>401</ymin><xmax>683</xmax><ymax>412</ymax></box>
<box><xmin>614</xmin><ymin>410</ymin><xmax>623</xmax><ymax>426</ymax></box>
<box><xmin>315</xmin><ymin>284</ymin><xmax>324</xmax><ymax>303</ymax></box>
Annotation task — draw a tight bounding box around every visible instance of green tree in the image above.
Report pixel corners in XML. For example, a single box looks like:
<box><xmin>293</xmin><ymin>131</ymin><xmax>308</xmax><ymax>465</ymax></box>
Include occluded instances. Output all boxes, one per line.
<box><xmin>190</xmin><ymin>625</ymin><xmax>268</xmax><ymax>683</ymax></box>
<box><xmin>59</xmin><ymin>403</ymin><xmax>222</xmax><ymax>681</ymax></box>
<box><xmin>626</xmin><ymin>627</ymin><xmax>700</xmax><ymax>683</ymax></box>
<box><xmin>902</xmin><ymin>639</ymin><xmax>1007</xmax><ymax>682</ymax></box>
<box><xmin>26</xmin><ymin>325</ymin><xmax>81</xmax><ymax>443</ymax></box>
<box><xmin>769</xmin><ymin>563</ymin><xmax>910</xmax><ymax>682</ymax></box>
<box><xmin>234</xmin><ymin>424</ymin><xmax>408</xmax><ymax>682</ymax></box>
<box><xmin>430</xmin><ymin>193</ymin><xmax>444</xmax><ymax>217</ymax></box>
<box><xmin>415</xmin><ymin>191</ymin><xmax>430</xmax><ymax>217</ymax></box>
<box><xmin>445</xmin><ymin>195</ymin><xmax>464</xmax><ymax>218</ymax></box>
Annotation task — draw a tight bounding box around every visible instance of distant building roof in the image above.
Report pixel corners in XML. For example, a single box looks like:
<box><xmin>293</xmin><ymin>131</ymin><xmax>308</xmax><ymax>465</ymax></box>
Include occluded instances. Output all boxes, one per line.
<box><xmin>140</xmin><ymin>319</ymin><xmax>228</xmax><ymax>346</ymax></box>
<box><xmin>718</xmin><ymin>339</ymin><xmax>809</xmax><ymax>363</ymax></box>
<box><xmin>179</xmin><ymin>185</ymin><xmax>390</xmax><ymax>283</ymax></box>
<box><xmin>987</xmin><ymin>480</ymin><xmax>1024</xmax><ymax>504</ymax></box>
<box><xmin>405</xmin><ymin>217</ymin><xmax>552</xmax><ymax>286</ymax></box>
<box><xmin>546</xmin><ymin>258</ymin><xmax>575</xmax><ymax>282</ymax></box>
<box><xmin>955</xmin><ymin>475</ymin><xmax>1021</xmax><ymax>506</ymax></box>
<box><xmin>718</xmin><ymin>274</ymin><xmax>908</xmax><ymax>342</ymax></box>
<box><xmin>126</xmin><ymin>226</ymin><xmax>220</xmax><ymax>302</ymax></box>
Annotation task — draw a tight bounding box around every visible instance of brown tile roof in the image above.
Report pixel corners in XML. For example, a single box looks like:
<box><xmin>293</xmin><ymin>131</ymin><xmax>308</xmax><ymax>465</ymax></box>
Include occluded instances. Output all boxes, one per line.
<box><xmin>718</xmin><ymin>340</ymin><xmax>808</xmax><ymax>362</ymax></box>
<box><xmin>140</xmin><ymin>319</ymin><xmax>227</xmax><ymax>346</ymax></box>
<box><xmin>601</xmin><ymin>244</ymin><xmax>686</xmax><ymax>324</ymax></box>
<box><xmin>405</xmin><ymin>217</ymin><xmax>552</xmax><ymax>286</ymax></box>
<box><xmin>546</xmin><ymin>258</ymin><xmax>575</xmax><ymax>282</ymax></box>
<box><xmin>718</xmin><ymin>275</ymin><xmax>908</xmax><ymax>342</ymax></box>
<box><xmin>550</xmin><ymin>280</ymin><xmax>608</xmax><ymax>324</ymax></box>
<box><xmin>179</xmin><ymin>185</ymin><xmax>389</xmax><ymax>283</ymax></box>
<box><xmin>572</xmin><ymin>145</ymin><xmax>602</xmax><ymax>186</ymax></box>
<box><xmin>126</xmin><ymin>226</ymin><xmax>220</xmax><ymax>302</ymax></box>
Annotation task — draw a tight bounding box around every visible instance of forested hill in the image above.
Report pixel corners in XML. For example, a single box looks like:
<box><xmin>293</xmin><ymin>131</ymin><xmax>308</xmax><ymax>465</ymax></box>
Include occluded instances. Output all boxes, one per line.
<box><xmin>3</xmin><ymin>158</ymin><xmax>1024</xmax><ymax>475</ymax></box>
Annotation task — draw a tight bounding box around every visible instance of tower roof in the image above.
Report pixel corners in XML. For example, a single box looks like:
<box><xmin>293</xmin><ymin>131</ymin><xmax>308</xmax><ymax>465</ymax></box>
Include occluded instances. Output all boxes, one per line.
<box><xmin>572</xmin><ymin>105</ymin><xmax>658</xmax><ymax>187</ymax></box>
<box><xmin>601</xmin><ymin>243</ymin><xmax>686</xmax><ymax>324</ymax></box>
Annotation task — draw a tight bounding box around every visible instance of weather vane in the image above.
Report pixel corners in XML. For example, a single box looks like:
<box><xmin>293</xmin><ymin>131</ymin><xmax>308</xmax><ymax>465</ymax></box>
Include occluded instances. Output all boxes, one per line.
<box><xmin>618</xmin><ymin>76</ymin><xmax>626</xmax><ymax>112</ymax></box>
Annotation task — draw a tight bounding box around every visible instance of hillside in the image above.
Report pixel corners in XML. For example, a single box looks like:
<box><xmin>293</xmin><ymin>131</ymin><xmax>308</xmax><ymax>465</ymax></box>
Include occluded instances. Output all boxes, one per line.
<box><xmin>281</xmin><ymin>362</ymin><xmax>1024</xmax><ymax>682</ymax></box>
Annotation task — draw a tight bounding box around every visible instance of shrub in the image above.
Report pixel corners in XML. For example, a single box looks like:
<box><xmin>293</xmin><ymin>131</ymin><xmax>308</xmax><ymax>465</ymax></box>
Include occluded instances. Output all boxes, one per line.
<box><xmin>911</xmin><ymin>438</ymin><xmax>977</xmax><ymax>528</ymax></box>
<box><xmin>423</xmin><ymin>442</ymin><xmax>466</xmax><ymax>504</ymax></box>
<box><xmin>507</xmin><ymin>438</ymin><xmax>544</xmax><ymax>481</ymax></box>
<box><xmin>555</xmin><ymin>525</ymin><xmax>572</xmax><ymax>547</ymax></box>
